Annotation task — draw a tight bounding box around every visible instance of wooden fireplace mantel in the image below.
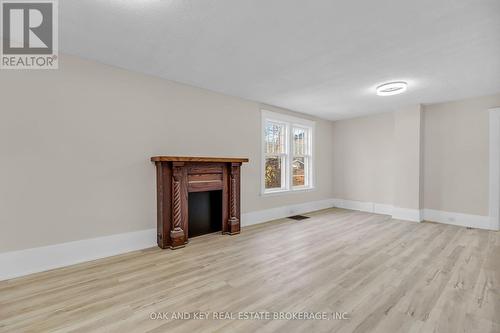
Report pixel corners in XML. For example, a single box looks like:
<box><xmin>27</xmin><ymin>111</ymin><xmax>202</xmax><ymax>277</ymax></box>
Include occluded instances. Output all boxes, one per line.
<box><xmin>152</xmin><ymin>156</ymin><xmax>249</xmax><ymax>249</ymax></box>
<box><xmin>151</xmin><ymin>156</ymin><xmax>249</xmax><ymax>163</ymax></box>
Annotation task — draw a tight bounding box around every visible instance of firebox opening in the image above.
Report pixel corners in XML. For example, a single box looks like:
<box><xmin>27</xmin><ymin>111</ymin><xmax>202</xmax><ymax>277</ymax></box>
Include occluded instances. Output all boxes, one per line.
<box><xmin>188</xmin><ymin>190</ymin><xmax>222</xmax><ymax>238</ymax></box>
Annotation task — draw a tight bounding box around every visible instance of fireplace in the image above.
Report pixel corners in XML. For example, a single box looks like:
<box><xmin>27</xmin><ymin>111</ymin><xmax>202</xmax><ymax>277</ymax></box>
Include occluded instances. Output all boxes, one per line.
<box><xmin>151</xmin><ymin>156</ymin><xmax>249</xmax><ymax>249</ymax></box>
<box><xmin>188</xmin><ymin>190</ymin><xmax>222</xmax><ymax>238</ymax></box>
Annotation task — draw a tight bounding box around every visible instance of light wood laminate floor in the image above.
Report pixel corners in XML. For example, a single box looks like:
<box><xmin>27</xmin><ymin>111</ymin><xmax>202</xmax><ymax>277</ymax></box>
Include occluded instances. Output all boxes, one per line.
<box><xmin>1</xmin><ymin>208</ymin><xmax>499</xmax><ymax>333</ymax></box>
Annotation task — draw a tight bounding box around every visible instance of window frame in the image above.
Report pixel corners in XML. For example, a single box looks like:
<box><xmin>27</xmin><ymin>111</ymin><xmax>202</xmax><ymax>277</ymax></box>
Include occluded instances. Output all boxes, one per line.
<box><xmin>261</xmin><ymin>110</ymin><xmax>315</xmax><ymax>195</ymax></box>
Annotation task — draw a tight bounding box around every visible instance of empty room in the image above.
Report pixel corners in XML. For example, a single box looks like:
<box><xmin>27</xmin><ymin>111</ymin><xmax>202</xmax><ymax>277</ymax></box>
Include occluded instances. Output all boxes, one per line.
<box><xmin>1</xmin><ymin>1</ymin><xmax>500</xmax><ymax>332</ymax></box>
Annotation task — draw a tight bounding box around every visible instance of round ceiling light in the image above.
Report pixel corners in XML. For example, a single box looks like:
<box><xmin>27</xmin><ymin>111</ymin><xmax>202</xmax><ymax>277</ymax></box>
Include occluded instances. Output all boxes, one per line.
<box><xmin>376</xmin><ymin>81</ymin><xmax>408</xmax><ymax>96</ymax></box>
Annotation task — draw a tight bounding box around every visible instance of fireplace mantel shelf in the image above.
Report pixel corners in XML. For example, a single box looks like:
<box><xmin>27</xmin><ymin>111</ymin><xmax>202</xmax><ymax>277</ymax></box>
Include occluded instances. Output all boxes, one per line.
<box><xmin>151</xmin><ymin>156</ymin><xmax>249</xmax><ymax>163</ymax></box>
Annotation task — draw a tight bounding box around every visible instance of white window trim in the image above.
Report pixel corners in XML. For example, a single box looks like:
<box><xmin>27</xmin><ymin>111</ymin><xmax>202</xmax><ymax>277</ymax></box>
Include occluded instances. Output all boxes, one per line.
<box><xmin>261</xmin><ymin>110</ymin><xmax>315</xmax><ymax>196</ymax></box>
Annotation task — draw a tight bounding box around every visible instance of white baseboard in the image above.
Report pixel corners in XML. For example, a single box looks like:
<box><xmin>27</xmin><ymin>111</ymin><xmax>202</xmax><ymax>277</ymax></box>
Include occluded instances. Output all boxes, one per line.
<box><xmin>392</xmin><ymin>207</ymin><xmax>423</xmax><ymax>222</ymax></box>
<box><xmin>0</xmin><ymin>198</ymin><xmax>337</xmax><ymax>281</ymax></box>
<box><xmin>241</xmin><ymin>198</ymin><xmax>336</xmax><ymax>227</ymax></box>
<box><xmin>331</xmin><ymin>198</ymin><xmax>496</xmax><ymax>229</ymax></box>
<box><xmin>332</xmin><ymin>198</ymin><xmax>422</xmax><ymax>221</ymax></box>
<box><xmin>422</xmin><ymin>209</ymin><xmax>495</xmax><ymax>230</ymax></box>
<box><xmin>373</xmin><ymin>203</ymin><xmax>394</xmax><ymax>216</ymax></box>
<box><xmin>0</xmin><ymin>228</ymin><xmax>156</xmax><ymax>281</ymax></box>
<box><xmin>332</xmin><ymin>198</ymin><xmax>374</xmax><ymax>212</ymax></box>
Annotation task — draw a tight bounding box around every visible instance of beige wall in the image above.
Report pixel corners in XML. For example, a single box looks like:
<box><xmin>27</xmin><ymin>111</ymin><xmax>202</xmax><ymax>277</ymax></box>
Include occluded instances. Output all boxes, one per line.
<box><xmin>332</xmin><ymin>93</ymin><xmax>500</xmax><ymax>217</ymax></box>
<box><xmin>0</xmin><ymin>55</ymin><xmax>334</xmax><ymax>252</ymax></box>
<box><xmin>423</xmin><ymin>93</ymin><xmax>500</xmax><ymax>216</ymax></box>
<box><xmin>393</xmin><ymin>105</ymin><xmax>423</xmax><ymax>210</ymax></box>
<box><xmin>331</xmin><ymin>107</ymin><xmax>422</xmax><ymax>211</ymax></box>
<box><xmin>332</xmin><ymin>112</ymin><xmax>394</xmax><ymax>205</ymax></box>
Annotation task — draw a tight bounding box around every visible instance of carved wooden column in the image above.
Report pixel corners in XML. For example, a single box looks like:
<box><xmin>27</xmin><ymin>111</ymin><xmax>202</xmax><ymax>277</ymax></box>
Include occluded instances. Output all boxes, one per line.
<box><xmin>170</xmin><ymin>162</ymin><xmax>187</xmax><ymax>249</ymax></box>
<box><xmin>227</xmin><ymin>162</ymin><xmax>241</xmax><ymax>235</ymax></box>
<box><xmin>155</xmin><ymin>161</ymin><xmax>171</xmax><ymax>249</ymax></box>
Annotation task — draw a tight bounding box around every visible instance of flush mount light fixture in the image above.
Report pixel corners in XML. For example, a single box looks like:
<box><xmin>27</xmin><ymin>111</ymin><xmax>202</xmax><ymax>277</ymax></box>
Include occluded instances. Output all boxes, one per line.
<box><xmin>376</xmin><ymin>81</ymin><xmax>408</xmax><ymax>96</ymax></box>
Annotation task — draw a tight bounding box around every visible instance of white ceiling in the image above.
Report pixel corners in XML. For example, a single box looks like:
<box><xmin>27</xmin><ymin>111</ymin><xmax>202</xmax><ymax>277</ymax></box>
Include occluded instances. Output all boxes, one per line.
<box><xmin>61</xmin><ymin>0</ymin><xmax>500</xmax><ymax>120</ymax></box>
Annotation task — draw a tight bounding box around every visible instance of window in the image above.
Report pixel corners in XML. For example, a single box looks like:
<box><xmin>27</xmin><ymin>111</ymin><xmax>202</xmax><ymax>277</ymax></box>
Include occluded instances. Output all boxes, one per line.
<box><xmin>262</xmin><ymin>110</ymin><xmax>314</xmax><ymax>194</ymax></box>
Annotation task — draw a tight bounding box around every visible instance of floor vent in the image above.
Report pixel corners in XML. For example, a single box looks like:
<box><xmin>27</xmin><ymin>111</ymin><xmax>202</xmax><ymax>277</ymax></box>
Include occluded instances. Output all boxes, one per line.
<box><xmin>288</xmin><ymin>215</ymin><xmax>310</xmax><ymax>221</ymax></box>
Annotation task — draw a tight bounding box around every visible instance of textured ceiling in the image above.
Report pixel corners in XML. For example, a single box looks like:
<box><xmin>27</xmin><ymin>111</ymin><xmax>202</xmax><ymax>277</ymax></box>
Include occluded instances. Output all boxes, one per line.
<box><xmin>61</xmin><ymin>0</ymin><xmax>500</xmax><ymax>120</ymax></box>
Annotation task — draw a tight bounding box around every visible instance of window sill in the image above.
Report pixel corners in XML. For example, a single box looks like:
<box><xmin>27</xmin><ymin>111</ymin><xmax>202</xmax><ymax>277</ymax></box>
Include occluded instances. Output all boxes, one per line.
<box><xmin>261</xmin><ymin>186</ymin><xmax>316</xmax><ymax>197</ymax></box>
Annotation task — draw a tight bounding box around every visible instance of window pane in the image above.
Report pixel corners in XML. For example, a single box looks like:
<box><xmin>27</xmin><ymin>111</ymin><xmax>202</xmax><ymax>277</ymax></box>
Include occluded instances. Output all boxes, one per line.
<box><xmin>292</xmin><ymin>157</ymin><xmax>305</xmax><ymax>186</ymax></box>
<box><xmin>265</xmin><ymin>122</ymin><xmax>286</xmax><ymax>154</ymax></box>
<box><xmin>265</xmin><ymin>157</ymin><xmax>282</xmax><ymax>189</ymax></box>
<box><xmin>293</xmin><ymin>127</ymin><xmax>307</xmax><ymax>155</ymax></box>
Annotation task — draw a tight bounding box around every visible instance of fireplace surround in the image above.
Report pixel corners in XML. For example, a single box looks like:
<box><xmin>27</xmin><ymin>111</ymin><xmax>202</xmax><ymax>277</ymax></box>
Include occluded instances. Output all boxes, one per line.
<box><xmin>151</xmin><ymin>156</ymin><xmax>249</xmax><ymax>249</ymax></box>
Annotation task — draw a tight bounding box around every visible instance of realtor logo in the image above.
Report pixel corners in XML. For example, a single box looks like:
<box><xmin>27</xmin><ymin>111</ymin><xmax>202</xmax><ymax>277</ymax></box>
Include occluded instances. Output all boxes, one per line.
<box><xmin>1</xmin><ymin>0</ymin><xmax>58</xmax><ymax>69</ymax></box>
